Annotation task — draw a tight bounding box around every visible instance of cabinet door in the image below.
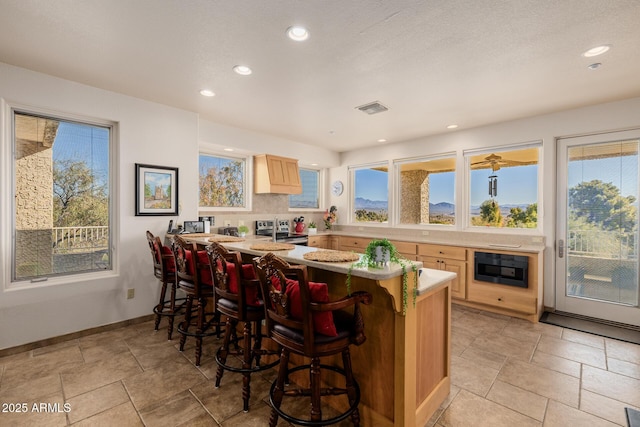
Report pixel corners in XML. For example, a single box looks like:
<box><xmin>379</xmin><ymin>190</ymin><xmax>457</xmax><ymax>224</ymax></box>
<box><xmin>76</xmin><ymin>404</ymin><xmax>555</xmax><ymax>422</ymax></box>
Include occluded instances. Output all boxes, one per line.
<box><xmin>418</xmin><ymin>244</ymin><xmax>466</xmax><ymax>261</ymax></box>
<box><xmin>308</xmin><ymin>235</ymin><xmax>327</xmax><ymax>248</ymax></box>
<box><xmin>443</xmin><ymin>259</ymin><xmax>466</xmax><ymax>299</ymax></box>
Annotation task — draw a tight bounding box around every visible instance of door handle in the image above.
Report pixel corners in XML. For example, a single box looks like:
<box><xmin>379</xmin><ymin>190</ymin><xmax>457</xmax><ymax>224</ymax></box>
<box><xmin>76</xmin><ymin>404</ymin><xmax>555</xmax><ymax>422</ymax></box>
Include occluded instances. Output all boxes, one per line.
<box><xmin>558</xmin><ymin>239</ymin><xmax>564</xmax><ymax>258</ymax></box>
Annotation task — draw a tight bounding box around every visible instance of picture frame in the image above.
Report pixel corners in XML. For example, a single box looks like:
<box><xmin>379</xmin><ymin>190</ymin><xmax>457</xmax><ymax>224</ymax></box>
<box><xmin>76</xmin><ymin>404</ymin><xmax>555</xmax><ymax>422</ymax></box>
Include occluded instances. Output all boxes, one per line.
<box><xmin>135</xmin><ymin>163</ymin><xmax>179</xmax><ymax>216</ymax></box>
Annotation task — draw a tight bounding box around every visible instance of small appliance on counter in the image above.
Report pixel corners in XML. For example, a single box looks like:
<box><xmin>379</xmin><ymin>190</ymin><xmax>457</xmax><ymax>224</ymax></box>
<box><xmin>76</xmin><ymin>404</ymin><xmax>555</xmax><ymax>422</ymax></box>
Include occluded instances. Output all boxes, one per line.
<box><xmin>255</xmin><ymin>220</ymin><xmax>308</xmax><ymax>245</ymax></box>
<box><xmin>183</xmin><ymin>221</ymin><xmax>205</xmax><ymax>234</ymax></box>
<box><xmin>218</xmin><ymin>226</ymin><xmax>239</xmax><ymax>236</ymax></box>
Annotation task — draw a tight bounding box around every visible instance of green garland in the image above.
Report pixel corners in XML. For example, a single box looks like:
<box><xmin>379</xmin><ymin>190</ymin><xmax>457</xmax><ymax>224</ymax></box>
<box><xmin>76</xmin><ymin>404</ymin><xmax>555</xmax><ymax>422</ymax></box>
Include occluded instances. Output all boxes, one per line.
<box><xmin>346</xmin><ymin>238</ymin><xmax>418</xmax><ymax>315</ymax></box>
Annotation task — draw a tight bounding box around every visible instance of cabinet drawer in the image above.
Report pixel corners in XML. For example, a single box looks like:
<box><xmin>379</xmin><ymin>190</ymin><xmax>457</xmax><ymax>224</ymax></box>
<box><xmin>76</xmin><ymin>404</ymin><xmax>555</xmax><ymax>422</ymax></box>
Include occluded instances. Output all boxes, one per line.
<box><xmin>418</xmin><ymin>244</ymin><xmax>466</xmax><ymax>261</ymax></box>
<box><xmin>338</xmin><ymin>237</ymin><xmax>371</xmax><ymax>251</ymax></box>
<box><xmin>467</xmin><ymin>285</ymin><xmax>537</xmax><ymax>314</ymax></box>
<box><xmin>307</xmin><ymin>236</ymin><xmax>327</xmax><ymax>248</ymax></box>
<box><xmin>390</xmin><ymin>240</ymin><xmax>417</xmax><ymax>256</ymax></box>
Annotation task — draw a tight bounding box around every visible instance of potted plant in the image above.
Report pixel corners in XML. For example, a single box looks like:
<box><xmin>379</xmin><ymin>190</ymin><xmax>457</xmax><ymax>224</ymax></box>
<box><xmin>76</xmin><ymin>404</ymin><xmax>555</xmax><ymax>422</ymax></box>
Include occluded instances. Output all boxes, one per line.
<box><xmin>308</xmin><ymin>221</ymin><xmax>317</xmax><ymax>235</ymax></box>
<box><xmin>237</xmin><ymin>225</ymin><xmax>249</xmax><ymax>237</ymax></box>
<box><xmin>347</xmin><ymin>238</ymin><xmax>418</xmax><ymax>315</ymax></box>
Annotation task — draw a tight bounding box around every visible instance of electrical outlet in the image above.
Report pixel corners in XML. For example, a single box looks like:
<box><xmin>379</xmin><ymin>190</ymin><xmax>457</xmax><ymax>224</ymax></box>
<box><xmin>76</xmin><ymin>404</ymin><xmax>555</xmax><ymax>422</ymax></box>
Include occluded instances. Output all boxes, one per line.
<box><xmin>127</xmin><ymin>288</ymin><xmax>135</xmax><ymax>299</ymax></box>
<box><xmin>422</xmin><ymin>231</ymin><xmax>429</xmax><ymax>236</ymax></box>
<box><xmin>532</xmin><ymin>236</ymin><xmax>543</xmax><ymax>243</ymax></box>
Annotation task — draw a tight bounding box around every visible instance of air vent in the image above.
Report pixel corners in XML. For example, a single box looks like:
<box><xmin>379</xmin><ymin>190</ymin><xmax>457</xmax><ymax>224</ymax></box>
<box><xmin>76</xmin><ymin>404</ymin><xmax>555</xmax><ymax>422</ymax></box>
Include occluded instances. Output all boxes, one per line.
<box><xmin>355</xmin><ymin>101</ymin><xmax>389</xmax><ymax>115</ymax></box>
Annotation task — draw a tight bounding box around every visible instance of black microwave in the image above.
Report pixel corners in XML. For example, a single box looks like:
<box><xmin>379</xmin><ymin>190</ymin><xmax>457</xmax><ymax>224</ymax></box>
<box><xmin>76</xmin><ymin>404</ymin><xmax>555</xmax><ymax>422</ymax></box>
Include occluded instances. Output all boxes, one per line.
<box><xmin>474</xmin><ymin>251</ymin><xmax>528</xmax><ymax>288</ymax></box>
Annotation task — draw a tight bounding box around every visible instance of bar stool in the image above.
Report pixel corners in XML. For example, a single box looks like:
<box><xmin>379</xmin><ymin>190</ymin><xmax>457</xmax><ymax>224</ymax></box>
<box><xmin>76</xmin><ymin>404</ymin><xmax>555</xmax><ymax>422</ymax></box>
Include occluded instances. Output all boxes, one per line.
<box><xmin>205</xmin><ymin>242</ymin><xmax>280</xmax><ymax>412</ymax></box>
<box><xmin>254</xmin><ymin>252</ymin><xmax>373</xmax><ymax>427</ymax></box>
<box><xmin>171</xmin><ymin>235</ymin><xmax>223</xmax><ymax>366</ymax></box>
<box><xmin>146</xmin><ymin>231</ymin><xmax>185</xmax><ymax>340</ymax></box>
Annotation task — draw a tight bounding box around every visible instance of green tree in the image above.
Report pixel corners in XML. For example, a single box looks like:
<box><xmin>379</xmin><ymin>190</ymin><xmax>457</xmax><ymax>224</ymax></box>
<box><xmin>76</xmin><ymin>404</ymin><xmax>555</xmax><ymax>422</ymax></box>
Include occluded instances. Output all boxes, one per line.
<box><xmin>199</xmin><ymin>160</ymin><xmax>244</xmax><ymax>207</ymax></box>
<box><xmin>53</xmin><ymin>159</ymin><xmax>108</xmax><ymax>227</ymax></box>
<box><xmin>507</xmin><ymin>203</ymin><xmax>537</xmax><ymax>228</ymax></box>
<box><xmin>569</xmin><ymin>180</ymin><xmax>637</xmax><ymax>231</ymax></box>
<box><xmin>476</xmin><ymin>199</ymin><xmax>503</xmax><ymax>226</ymax></box>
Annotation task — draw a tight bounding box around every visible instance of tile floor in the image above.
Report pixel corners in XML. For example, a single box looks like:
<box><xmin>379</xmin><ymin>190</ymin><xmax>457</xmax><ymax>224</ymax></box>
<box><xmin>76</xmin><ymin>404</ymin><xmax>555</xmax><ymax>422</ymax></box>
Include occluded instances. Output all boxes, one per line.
<box><xmin>1</xmin><ymin>304</ymin><xmax>639</xmax><ymax>426</ymax></box>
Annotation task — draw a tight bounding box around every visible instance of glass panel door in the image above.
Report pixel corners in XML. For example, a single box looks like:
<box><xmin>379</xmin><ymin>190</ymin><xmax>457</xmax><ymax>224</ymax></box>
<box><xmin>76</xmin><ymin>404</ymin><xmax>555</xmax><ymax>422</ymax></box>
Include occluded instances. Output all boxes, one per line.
<box><xmin>556</xmin><ymin>130</ymin><xmax>640</xmax><ymax>326</ymax></box>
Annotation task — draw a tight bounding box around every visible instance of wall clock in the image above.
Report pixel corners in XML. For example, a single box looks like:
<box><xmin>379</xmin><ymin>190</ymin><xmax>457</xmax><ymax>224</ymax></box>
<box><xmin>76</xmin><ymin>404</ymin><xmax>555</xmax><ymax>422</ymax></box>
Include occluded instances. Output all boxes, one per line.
<box><xmin>331</xmin><ymin>180</ymin><xmax>344</xmax><ymax>196</ymax></box>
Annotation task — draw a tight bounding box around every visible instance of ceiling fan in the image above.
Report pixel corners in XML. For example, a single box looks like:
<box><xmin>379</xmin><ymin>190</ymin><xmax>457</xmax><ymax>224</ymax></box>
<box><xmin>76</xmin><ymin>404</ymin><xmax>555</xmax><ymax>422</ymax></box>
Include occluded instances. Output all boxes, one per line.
<box><xmin>471</xmin><ymin>153</ymin><xmax>529</xmax><ymax>172</ymax></box>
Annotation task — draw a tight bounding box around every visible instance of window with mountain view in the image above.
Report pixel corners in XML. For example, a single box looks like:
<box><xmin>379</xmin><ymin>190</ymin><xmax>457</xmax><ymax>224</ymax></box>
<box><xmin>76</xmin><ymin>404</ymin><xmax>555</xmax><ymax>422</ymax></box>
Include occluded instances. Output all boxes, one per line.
<box><xmin>466</xmin><ymin>144</ymin><xmax>540</xmax><ymax>229</ymax></box>
<box><xmin>351</xmin><ymin>163</ymin><xmax>389</xmax><ymax>223</ymax></box>
<box><xmin>394</xmin><ymin>155</ymin><xmax>456</xmax><ymax>225</ymax></box>
<box><xmin>289</xmin><ymin>168</ymin><xmax>320</xmax><ymax>209</ymax></box>
<box><xmin>13</xmin><ymin>111</ymin><xmax>112</xmax><ymax>282</ymax></box>
<box><xmin>199</xmin><ymin>153</ymin><xmax>247</xmax><ymax>209</ymax></box>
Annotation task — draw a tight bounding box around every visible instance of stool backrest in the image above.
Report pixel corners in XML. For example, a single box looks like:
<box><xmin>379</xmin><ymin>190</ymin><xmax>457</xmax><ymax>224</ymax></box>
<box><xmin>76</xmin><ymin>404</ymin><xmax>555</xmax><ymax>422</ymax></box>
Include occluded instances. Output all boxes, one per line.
<box><xmin>171</xmin><ymin>235</ymin><xmax>208</xmax><ymax>295</ymax></box>
<box><xmin>206</xmin><ymin>242</ymin><xmax>247</xmax><ymax>310</ymax></box>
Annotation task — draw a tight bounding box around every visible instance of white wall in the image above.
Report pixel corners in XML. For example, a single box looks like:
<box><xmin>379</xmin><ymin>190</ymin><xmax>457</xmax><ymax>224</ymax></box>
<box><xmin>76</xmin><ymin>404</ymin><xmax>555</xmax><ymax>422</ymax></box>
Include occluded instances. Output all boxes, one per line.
<box><xmin>330</xmin><ymin>97</ymin><xmax>640</xmax><ymax>307</ymax></box>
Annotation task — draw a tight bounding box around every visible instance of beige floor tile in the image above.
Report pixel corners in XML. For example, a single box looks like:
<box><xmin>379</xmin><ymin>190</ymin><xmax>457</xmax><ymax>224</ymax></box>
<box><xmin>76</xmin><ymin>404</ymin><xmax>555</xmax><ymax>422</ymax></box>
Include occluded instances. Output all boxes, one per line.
<box><xmin>499</xmin><ymin>324</ymin><xmax>543</xmax><ymax>344</ymax></box>
<box><xmin>71</xmin><ymin>401</ymin><xmax>143</xmax><ymax>427</ymax></box>
<box><xmin>138</xmin><ymin>389</ymin><xmax>210</xmax><ymax>427</ymax></box>
<box><xmin>582</xmin><ymin>365</ymin><xmax>640</xmax><ymax>407</ymax></box>
<box><xmin>605</xmin><ymin>338</ymin><xmax>640</xmax><ymax>365</ymax></box>
<box><xmin>607</xmin><ymin>357</ymin><xmax>640</xmax><ymax>380</ymax></box>
<box><xmin>530</xmin><ymin>350</ymin><xmax>581</xmax><ymax>378</ymax></box>
<box><xmin>469</xmin><ymin>333</ymin><xmax>536</xmax><ymax>361</ymax></box>
<box><xmin>32</xmin><ymin>339</ymin><xmax>80</xmax><ymax>356</ymax></box>
<box><xmin>450</xmin><ymin>355</ymin><xmax>499</xmax><ymax>397</ymax></box>
<box><xmin>123</xmin><ymin>356</ymin><xmax>207</xmax><ymax>411</ymax></box>
<box><xmin>536</xmin><ymin>335</ymin><xmax>606</xmax><ymax>369</ymax></box>
<box><xmin>486</xmin><ymin>380</ymin><xmax>548</xmax><ymax>421</ymax></box>
<box><xmin>459</xmin><ymin>346</ymin><xmax>507</xmax><ymax>370</ymax></box>
<box><xmin>219</xmin><ymin>401</ymin><xmax>290</xmax><ymax>427</ymax></box>
<box><xmin>561</xmin><ymin>329</ymin><xmax>605</xmax><ymax>349</ymax></box>
<box><xmin>543</xmin><ymin>399</ymin><xmax>619</xmax><ymax>427</ymax></box>
<box><xmin>175</xmin><ymin>411</ymin><xmax>220</xmax><ymax>426</ymax></box>
<box><xmin>65</xmin><ymin>381</ymin><xmax>130</xmax><ymax>424</ymax></box>
<box><xmin>1</xmin><ymin>345</ymin><xmax>84</xmax><ymax>390</ymax></box>
<box><xmin>0</xmin><ymin>372</ymin><xmax>64</xmax><ymax>402</ymax></box>
<box><xmin>452</xmin><ymin>311</ymin><xmax>508</xmax><ymax>336</ymax></box>
<box><xmin>508</xmin><ymin>317</ymin><xmax>563</xmax><ymax>338</ymax></box>
<box><xmin>79</xmin><ymin>338</ymin><xmax>130</xmax><ymax>364</ymax></box>
<box><xmin>439</xmin><ymin>389</ymin><xmax>541</xmax><ymax>427</ymax></box>
<box><xmin>580</xmin><ymin>389</ymin><xmax>640</xmax><ymax>426</ymax></box>
<box><xmin>60</xmin><ymin>351</ymin><xmax>143</xmax><ymax>398</ymax></box>
<box><xmin>496</xmin><ymin>358</ymin><xmax>580</xmax><ymax>407</ymax></box>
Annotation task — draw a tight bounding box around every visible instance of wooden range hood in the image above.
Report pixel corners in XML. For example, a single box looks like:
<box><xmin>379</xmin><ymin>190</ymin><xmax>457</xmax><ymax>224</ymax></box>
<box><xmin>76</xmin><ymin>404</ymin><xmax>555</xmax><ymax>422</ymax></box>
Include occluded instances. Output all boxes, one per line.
<box><xmin>254</xmin><ymin>154</ymin><xmax>302</xmax><ymax>194</ymax></box>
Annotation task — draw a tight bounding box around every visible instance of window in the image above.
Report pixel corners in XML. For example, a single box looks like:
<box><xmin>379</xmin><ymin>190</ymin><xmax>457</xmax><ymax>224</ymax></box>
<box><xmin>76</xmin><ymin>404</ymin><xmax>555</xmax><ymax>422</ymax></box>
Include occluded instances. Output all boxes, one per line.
<box><xmin>289</xmin><ymin>168</ymin><xmax>320</xmax><ymax>209</ymax></box>
<box><xmin>394</xmin><ymin>154</ymin><xmax>456</xmax><ymax>225</ymax></box>
<box><xmin>466</xmin><ymin>144</ymin><xmax>540</xmax><ymax>229</ymax></box>
<box><xmin>351</xmin><ymin>163</ymin><xmax>389</xmax><ymax>223</ymax></box>
<box><xmin>13</xmin><ymin>111</ymin><xmax>112</xmax><ymax>282</ymax></box>
<box><xmin>199</xmin><ymin>153</ymin><xmax>247</xmax><ymax>209</ymax></box>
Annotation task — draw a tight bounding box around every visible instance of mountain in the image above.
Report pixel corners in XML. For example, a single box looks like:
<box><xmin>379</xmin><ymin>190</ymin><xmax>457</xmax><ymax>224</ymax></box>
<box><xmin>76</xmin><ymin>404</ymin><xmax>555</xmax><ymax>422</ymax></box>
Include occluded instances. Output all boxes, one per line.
<box><xmin>429</xmin><ymin>202</ymin><xmax>455</xmax><ymax>215</ymax></box>
<box><xmin>354</xmin><ymin>197</ymin><xmax>387</xmax><ymax>210</ymax></box>
<box><xmin>470</xmin><ymin>203</ymin><xmax>532</xmax><ymax>215</ymax></box>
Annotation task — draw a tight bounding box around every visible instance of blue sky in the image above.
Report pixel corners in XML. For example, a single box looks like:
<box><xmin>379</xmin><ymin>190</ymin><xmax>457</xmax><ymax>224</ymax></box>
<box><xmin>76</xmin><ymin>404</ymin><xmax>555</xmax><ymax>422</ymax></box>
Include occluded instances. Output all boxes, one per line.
<box><xmin>568</xmin><ymin>156</ymin><xmax>637</xmax><ymax>198</ymax></box>
<box><xmin>52</xmin><ymin>122</ymin><xmax>109</xmax><ymax>183</ymax></box>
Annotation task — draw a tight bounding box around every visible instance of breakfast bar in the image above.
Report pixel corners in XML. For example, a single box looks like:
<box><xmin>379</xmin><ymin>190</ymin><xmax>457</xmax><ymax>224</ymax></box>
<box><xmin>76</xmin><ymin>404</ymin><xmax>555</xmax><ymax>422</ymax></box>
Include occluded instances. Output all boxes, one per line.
<box><xmin>185</xmin><ymin>235</ymin><xmax>455</xmax><ymax>427</ymax></box>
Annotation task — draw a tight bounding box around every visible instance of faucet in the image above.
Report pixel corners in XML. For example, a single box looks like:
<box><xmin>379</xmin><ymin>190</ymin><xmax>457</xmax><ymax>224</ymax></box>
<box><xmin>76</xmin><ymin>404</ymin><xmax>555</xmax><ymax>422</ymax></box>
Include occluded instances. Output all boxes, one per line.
<box><xmin>272</xmin><ymin>217</ymin><xmax>278</xmax><ymax>242</ymax></box>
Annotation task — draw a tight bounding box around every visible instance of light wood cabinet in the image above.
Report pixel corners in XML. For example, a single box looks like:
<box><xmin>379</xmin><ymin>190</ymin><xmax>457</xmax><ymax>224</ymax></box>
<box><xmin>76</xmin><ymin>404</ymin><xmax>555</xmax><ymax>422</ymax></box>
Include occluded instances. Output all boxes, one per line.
<box><xmin>390</xmin><ymin>240</ymin><xmax>418</xmax><ymax>261</ymax></box>
<box><xmin>418</xmin><ymin>244</ymin><xmax>467</xmax><ymax>299</ymax></box>
<box><xmin>337</xmin><ymin>236</ymin><xmax>371</xmax><ymax>252</ymax></box>
<box><xmin>308</xmin><ymin>235</ymin><xmax>328</xmax><ymax>248</ymax></box>
<box><xmin>254</xmin><ymin>154</ymin><xmax>302</xmax><ymax>194</ymax></box>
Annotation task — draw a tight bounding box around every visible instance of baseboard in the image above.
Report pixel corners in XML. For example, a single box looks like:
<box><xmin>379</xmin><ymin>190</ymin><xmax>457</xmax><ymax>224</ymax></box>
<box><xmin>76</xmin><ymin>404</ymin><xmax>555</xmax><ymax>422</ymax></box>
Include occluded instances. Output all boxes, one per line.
<box><xmin>0</xmin><ymin>314</ymin><xmax>154</xmax><ymax>358</ymax></box>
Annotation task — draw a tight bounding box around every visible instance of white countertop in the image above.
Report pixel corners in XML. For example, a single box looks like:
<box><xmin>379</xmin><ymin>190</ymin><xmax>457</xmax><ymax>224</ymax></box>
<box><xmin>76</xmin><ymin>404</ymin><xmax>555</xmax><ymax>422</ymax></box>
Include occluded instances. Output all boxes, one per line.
<box><xmin>417</xmin><ymin>268</ymin><xmax>457</xmax><ymax>295</ymax></box>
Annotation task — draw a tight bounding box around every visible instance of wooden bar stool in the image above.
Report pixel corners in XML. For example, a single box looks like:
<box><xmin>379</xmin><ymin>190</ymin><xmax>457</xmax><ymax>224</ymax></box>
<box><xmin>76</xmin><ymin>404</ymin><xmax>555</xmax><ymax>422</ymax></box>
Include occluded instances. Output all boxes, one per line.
<box><xmin>171</xmin><ymin>235</ymin><xmax>223</xmax><ymax>366</ymax></box>
<box><xmin>146</xmin><ymin>231</ymin><xmax>185</xmax><ymax>340</ymax></box>
<box><xmin>205</xmin><ymin>242</ymin><xmax>280</xmax><ymax>412</ymax></box>
<box><xmin>254</xmin><ymin>252</ymin><xmax>373</xmax><ymax>427</ymax></box>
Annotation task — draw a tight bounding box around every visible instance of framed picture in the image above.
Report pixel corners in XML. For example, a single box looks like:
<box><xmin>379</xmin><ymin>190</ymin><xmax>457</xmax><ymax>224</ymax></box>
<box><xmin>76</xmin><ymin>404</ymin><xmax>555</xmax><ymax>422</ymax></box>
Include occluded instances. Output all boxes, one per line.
<box><xmin>135</xmin><ymin>163</ymin><xmax>179</xmax><ymax>216</ymax></box>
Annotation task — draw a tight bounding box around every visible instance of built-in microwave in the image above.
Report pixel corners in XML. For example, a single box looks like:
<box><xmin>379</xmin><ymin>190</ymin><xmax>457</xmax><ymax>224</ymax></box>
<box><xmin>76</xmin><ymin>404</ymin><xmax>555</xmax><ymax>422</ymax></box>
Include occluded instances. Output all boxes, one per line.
<box><xmin>474</xmin><ymin>251</ymin><xmax>529</xmax><ymax>288</ymax></box>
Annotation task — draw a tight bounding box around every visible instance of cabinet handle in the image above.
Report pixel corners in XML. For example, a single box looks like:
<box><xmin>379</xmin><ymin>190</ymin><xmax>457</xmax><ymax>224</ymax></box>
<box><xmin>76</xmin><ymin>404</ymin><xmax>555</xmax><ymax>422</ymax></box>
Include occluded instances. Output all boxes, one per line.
<box><xmin>439</xmin><ymin>251</ymin><xmax>444</xmax><ymax>254</ymax></box>
<box><xmin>497</xmin><ymin>297</ymin><xmax>503</xmax><ymax>302</ymax></box>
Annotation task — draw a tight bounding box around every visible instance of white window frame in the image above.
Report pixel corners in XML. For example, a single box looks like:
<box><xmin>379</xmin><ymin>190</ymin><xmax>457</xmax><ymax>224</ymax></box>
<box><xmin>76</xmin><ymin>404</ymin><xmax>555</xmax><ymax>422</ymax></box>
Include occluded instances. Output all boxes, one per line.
<box><xmin>348</xmin><ymin>161</ymin><xmax>391</xmax><ymax>226</ymax></box>
<box><xmin>463</xmin><ymin>141</ymin><xmax>543</xmax><ymax>233</ymax></box>
<box><xmin>3</xmin><ymin>102</ymin><xmax>118</xmax><ymax>290</ymax></box>
<box><xmin>392</xmin><ymin>152</ymin><xmax>457</xmax><ymax>228</ymax></box>
<box><xmin>197</xmin><ymin>150</ymin><xmax>253</xmax><ymax>212</ymax></box>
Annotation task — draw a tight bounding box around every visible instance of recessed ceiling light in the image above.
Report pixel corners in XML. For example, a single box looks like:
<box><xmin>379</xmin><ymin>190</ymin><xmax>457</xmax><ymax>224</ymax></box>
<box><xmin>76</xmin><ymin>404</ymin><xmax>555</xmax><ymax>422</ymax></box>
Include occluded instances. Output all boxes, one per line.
<box><xmin>582</xmin><ymin>45</ymin><xmax>611</xmax><ymax>57</ymax></box>
<box><xmin>587</xmin><ymin>62</ymin><xmax>602</xmax><ymax>70</ymax></box>
<box><xmin>286</xmin><ymin>26</ymin><xmax>309</xmax><ymax>41</ymax></box>
<box><xmin>377</xmin><ymin>139</ymin><xmax>387</xmax><ymax>143</ymax></box>
<box><xmin>199</xmin><ymin>89</ymin><xmax>215</xmax><ymax>97</ymax></box>
<box><xmin>447</xmin><ymin>124</ymin><xmax>459</xmax><ymax>129</ymax></box>
<box><xmin>233</xmin><ymin>65</ymin><xmax>252</xmax><ymax>75</ymax></box>
<box><xmin>310</xmin><ymin>163</ymin><xmax>318</xmax><ymax>166</ymax></box>
<box><xmin>223</xmin><ymin>148</ymin><xmax>234</xmax><ymax>152</ymax></box>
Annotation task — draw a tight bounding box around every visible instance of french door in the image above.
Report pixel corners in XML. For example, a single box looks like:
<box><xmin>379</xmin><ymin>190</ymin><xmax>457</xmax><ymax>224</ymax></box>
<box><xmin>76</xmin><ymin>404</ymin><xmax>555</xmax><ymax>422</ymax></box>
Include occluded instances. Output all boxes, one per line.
<box><xmin>556</xmin><ymin>130</ymin><xmax>640</xmax><ymax>326</ymax></box>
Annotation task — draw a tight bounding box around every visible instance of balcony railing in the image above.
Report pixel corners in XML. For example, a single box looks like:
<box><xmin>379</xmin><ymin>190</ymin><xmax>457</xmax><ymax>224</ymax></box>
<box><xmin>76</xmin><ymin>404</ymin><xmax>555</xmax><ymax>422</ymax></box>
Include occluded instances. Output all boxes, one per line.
<box><xmin>52</xmin><ymin>226</ymin><xmax>109</xmax><ymax>254</ymax></box>
<box><xmin>568</xmin><ymin>229</ymin><xmax>637</xmax><ymax>259</ymax></box>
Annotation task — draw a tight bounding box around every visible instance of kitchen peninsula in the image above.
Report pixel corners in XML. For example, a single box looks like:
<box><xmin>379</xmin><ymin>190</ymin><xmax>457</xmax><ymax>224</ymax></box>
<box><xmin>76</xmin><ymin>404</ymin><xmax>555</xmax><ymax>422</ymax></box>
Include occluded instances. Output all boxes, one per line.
<box><xmin>183</xmin><ymin>235</ymin><xmax>455</xmax><ymax>427</ymax></box>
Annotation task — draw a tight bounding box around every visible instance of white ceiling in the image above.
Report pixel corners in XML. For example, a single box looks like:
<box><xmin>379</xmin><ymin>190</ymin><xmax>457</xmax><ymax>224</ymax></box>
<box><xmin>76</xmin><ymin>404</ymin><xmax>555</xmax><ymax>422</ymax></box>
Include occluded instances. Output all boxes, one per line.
<box><xmin>1</xmin><ymin>0</ymin><xmax>640</xmax><ymax>153</ymax></box>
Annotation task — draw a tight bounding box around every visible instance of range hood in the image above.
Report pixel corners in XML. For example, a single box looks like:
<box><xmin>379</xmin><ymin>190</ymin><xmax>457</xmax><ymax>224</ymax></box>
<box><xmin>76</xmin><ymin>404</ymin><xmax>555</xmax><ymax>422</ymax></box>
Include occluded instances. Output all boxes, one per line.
<box><xmin>254</xmin><ymin>154</ymin><xmax>302</xmax><ymax>194</ymax></box>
